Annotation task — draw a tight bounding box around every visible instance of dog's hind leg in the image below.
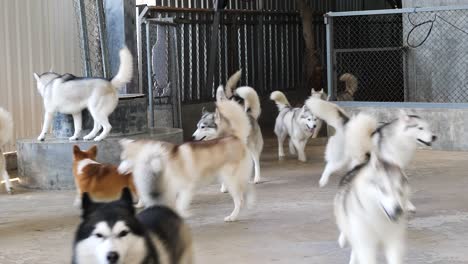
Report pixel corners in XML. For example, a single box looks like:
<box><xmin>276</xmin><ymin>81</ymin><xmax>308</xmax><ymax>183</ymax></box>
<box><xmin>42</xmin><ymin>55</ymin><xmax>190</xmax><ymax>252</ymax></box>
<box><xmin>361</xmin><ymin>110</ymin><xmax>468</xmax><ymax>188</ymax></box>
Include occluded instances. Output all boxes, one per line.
<box><xmin>252</xmin><ymin>152</ymin><xmax>261</xmax><ymax>184</ymax></box>
<box><xmin>37</xmin><ymin>112</ymin><xmax>54</xmax><ymax>141</ymax></box>
<box><xmin>176</xmin><ymin>188</ymin><xmax>194</xmax><ymax>218</ymax></box>
<box><xmin>294</xmin><ymin>139</ymin><xmax>307</xmax><ymax>162</ymax></box>
<box><xmin>353</xmin><ymin>242</ymin><xmax>377</xmax><ymax>264</ymax></box>
<box><xmin>83</xmin><ymin>120</ymin><xmax>101</xmax><ymax>140</ymax></box>
<box><xmin>289</xmin><ymin>139</ymin><xmax>297</xmax><ymax>155</ymax></box>
<box><xmin>384</xmin><ymin>232</ymin><xmax>405</xmax><ymax>264</ymax></box>
<box><xmin>277</xmin><ymin>133</ymin><xmax>286</xmax><ymax>159</ymax></box>
<box><xmin>69</xmin><ymin>112</ymin><xmax>82</xmax><ymax>141</ymax></box>
<box><xmin>93</xmin><ymin>115</ymin><xmax>112</xmax><ymax>142</ymax></box>
<box><xmin>1</xmin><ymin>154</ymin><xmax>12</xmax><ymax>194</ymax></box>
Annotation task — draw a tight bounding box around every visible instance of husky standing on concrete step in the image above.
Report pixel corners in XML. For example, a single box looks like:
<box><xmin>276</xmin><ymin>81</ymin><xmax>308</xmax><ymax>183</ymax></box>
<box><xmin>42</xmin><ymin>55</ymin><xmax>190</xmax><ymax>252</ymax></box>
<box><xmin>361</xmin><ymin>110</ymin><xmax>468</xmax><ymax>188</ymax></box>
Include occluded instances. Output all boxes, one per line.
<box><xmin>34</xmin><ymin>47</ymin><xmax>133</xmax><ymax>142</ymax></box>
<box><xmin>335</xmin><ymin>151</ymin><xmax>409</xmax><ymax>264</ymax></box>
<box><xmin>193</xmin><ymin>70</ymin><xmax>264</xmax><ymax>184</ymax></box>
<box><xmin>0</xmin><ymin>107</ymin><xmax>13</xmax><ymax>194</ymax></box>
<box><xmin>270</xmin><ymin>91</ymin><xmax>318</xmax><ymax>162</ymax></box>
<box><xmin>72</xmin><ymin>188</ymin><xmax>193</xmax><ymax>264</ymax></box>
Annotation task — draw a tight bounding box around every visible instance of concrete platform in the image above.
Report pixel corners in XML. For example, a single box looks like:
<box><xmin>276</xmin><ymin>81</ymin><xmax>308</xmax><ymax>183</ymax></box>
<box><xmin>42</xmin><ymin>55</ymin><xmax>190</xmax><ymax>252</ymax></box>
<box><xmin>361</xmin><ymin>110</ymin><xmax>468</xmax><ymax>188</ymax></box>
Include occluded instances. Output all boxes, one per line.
<box><xmin>16</xmin><ymin>127</ymin><xmax>183</xmax><ymax>190</ymax></box>
<box><xmin>2</xmin><ymin>136</ymin><xmax>468</xmax><ymax>263</ymax></box>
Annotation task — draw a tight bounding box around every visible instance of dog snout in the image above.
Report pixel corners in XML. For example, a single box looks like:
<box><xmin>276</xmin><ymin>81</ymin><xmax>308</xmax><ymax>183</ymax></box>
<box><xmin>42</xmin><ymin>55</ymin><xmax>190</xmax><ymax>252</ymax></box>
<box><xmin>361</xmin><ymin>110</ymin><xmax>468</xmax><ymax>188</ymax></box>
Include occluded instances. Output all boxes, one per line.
<box><xmin>432</xmin><ymin>135</ymin><xmax>437</xmax><ymax>141</ymax></box>
<box><xmin>313</xmin><ymin>125</ymin><xmax>317</xmax><ymax>128</ymax></box>
<box><xmin>107</xmin><ymin>251</ymin><xmax>119</xmax><ymax>264</ymax></box>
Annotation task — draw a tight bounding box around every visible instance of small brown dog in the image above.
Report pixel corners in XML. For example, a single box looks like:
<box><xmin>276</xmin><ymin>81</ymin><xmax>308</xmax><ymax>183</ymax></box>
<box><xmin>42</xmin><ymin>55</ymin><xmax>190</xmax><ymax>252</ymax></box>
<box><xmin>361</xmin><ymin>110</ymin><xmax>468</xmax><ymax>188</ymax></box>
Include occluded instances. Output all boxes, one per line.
<box><xmin>72</xmin><ymin>145</ymin><xmax>141</xmax><ymax>207</ymax></box>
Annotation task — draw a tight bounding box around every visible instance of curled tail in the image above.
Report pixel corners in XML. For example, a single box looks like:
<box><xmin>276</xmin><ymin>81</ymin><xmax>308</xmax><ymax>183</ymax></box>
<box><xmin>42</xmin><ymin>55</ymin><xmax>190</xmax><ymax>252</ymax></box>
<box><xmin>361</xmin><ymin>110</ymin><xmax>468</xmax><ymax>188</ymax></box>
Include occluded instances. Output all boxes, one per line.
<box><xmin>216</xmin><ymin>100</ymin><xmax>251</xmax><ymax>143</ymax></box>
<box><xmin>270</xmin><ymin>91</ymin><xmax>291</xmax><ymax>112</ymax></box>
<box><xmin>224</xmin><ymin>69</ymin><xmax>242</xmax><ymax>98</ymax></box>
<box><xmin>305</xmin><ymin>97</ymin><xmax>349</xmax><ymax>131</ymax></box>
<box><xmin>234</xmin><ymin>86</ymin><xmax>261</xmax><ymax>120</ymax></box>
<box><xmin>339</xmin><ymin>73</ymin><xmax>358</xmax><ymax>95</ymax></box>
<box><xmin>345</xmin><ymin>113</ymin><xmax>378</xmax><ymax>166</ymax></box>
<box><xmin>111</xmin><ymin>47</ymin><xmax>133</xmax><ymax>89</ymax></box>
<box><xmin>0</xmin><ymin>107</ymin><xmax>13</xmax><ymax>146</ymax></box>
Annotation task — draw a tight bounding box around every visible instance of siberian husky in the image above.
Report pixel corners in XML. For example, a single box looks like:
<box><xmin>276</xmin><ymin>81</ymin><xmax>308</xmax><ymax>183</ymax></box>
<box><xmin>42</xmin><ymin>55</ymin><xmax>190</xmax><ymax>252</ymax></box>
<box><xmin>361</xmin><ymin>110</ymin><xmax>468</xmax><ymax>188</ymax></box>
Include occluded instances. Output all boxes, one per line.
<box><xmin>34</xmin><ymin>47</ymin><xmax>133</xmax><ymax>142</ymax></box>
<box><xmin>310</xmin><ymin>88</ymin><xmax>328</xmax><ymax>138</ymax></box>
<box><xmin>72</xmin><ymin>145</ymin><xmax>141</xmax><ymax>208</ymax></box>
<box><xmin>305</xmin><ymin>98</ymin><xmax>437</xmax><ymax>189</ymax></box>
<box><xmin>0</xmin><ymin>107</ymin><xmax>13</xmax><ymax>194</ymax></box>
<box><xmin>335</xmin><ymin>153</ymin><xmax>409</xmax><ymax>264</ymax></box>
<box><xmin>270</xmin><ymin>91</ymin><xmax>318</xmax><ymax>162</ymax></box>
<box><xmin>193</xmin><ymin>70</ymin><xmax>264</xmax><ymax>184</ymax></box>
<box><xmin>336</xmin><ymin>73</ymin><xmax>358</xmax><ymax>101</ymax></box>
<box><xmin>119</xmin><ymin>100</ymin><xmax>254</xmax><ymax>222</ymax></box>
<box><xmin>72</xmin><ymin>188</ymin><xmax>193</xmax><ymax>264</ymax></box>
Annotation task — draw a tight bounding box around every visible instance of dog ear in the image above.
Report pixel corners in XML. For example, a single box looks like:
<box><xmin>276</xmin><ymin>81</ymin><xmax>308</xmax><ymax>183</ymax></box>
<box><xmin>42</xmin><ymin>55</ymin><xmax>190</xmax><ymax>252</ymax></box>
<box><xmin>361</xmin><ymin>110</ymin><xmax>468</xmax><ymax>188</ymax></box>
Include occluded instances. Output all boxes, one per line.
<box><xmin>33</xmin><ymin>73</ymin><xmax>40</xmax><ymax>83</ymax></box>
<box><xmin>216</xmin><ymin>86</ymin><xmax>227</xmax><ymax>102</ymax></box>
<box><xmin>119</xmin><ymin>187</ymin><xmax>135</xmax><ymax>214</ymax></box>
<box><xmin>73</xmin><ymin>145</ymin><xmax>81</xmax><ymax>155</ymax></box>
<box><xmin>81</xmin><ymin>192</ymin><xmax>97</xmax><ymax>218</ymax></box>
<box><xmin>88</xmin><ymin>145</ymin><xmax>98</xmax><ymax>158</ymax></box>
<box><xmin>201</xmin><ymin>107</ymin><xmax>207</xmax><ymax>114</ymax></box>
<box><xmin>398</xmin><ymin>109</ymin><xmax>410</xmax><ymax>122</ymax></box>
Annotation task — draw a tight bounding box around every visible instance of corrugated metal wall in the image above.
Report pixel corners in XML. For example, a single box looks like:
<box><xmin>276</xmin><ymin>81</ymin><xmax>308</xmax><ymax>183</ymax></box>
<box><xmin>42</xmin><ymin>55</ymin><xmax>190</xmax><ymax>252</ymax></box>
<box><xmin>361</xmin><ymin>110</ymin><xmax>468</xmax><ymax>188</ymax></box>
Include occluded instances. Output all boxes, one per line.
<box><xmin>0</xmin><ymin>0</ymin><xmax>81</xmax><ymax>152</ymax></box>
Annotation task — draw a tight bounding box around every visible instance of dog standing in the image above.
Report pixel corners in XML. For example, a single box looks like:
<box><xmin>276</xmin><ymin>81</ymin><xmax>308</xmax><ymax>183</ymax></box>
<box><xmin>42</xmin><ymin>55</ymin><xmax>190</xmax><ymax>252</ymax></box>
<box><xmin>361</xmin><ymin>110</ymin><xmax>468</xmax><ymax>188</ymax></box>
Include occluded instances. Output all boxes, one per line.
<box><xmin>0</xmin><ymin>107</ymin><xmax>13</xmax><ymax>194</ymax></box>
<box><xmin>193</xmin><ymin>70</ymin><xmax>264</xmax><ymax>184</ymax></box>
<box><xmin>72</xmin><ymin>145</ymin><xmax>141</xmax><ymax>207</ymax></box>
<box><xmin>270</xmin><ymin>91</ymin><xmax>317</xmax><ymax>162</ymax></box>
<box><xmin>336</xmin><ymin>73</ymin><xmax>358</xmax><ymax>101</ymax></box>
<box><xmin>72</xmin><ymin>188</ymin><xmax>193</xmax><ymax>264</ymax></box>
<box><xmin>119</xmin><ymin>100</ymin><xmax>254</xmax><ymax>222</ymax></box>
<box><xmin>335</xmin><ymin>153</ymin><xmax>409</xmax><ymax>264</ymax></box>
<box><xmin>34</xmin><ymin>47</ymin><xmax>133</xmax><ymax>142</ymax></box>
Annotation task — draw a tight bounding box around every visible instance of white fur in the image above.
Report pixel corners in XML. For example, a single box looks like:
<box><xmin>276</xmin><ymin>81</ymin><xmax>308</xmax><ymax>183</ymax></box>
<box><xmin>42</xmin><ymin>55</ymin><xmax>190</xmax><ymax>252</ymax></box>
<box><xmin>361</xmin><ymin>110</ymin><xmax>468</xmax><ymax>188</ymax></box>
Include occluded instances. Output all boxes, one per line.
<box><xmin>77</xmin><ymin>158</ymin><xmax>99</xmax><ymax>175</ymax></box>
<box><xmin>335</xmin><ymin>155</ymin><xmax>408</xmax><ymax>264</ymax></box>
<box><xmin>235</xmin><ymin>86</ymin><xmax>261</xmax><ymax>120</ymax></box>
<box><xmin>271</xmin><ymin>91</ymin><xmax>317</xmax><ymax>162</ymax></box>
<box><xmin>34</xmin><ymin>47</ymin><xmax>133</xmax><ymax>142</ymax></box>
<box><xmin>0</xmin><ymin>107</ymin><xmax>13</xmax><ymax>193</ymax></box>
<box><xmin>310</xmin><ymin>88</ymin><xmax>328</xmax><ymax>138</ymax></box>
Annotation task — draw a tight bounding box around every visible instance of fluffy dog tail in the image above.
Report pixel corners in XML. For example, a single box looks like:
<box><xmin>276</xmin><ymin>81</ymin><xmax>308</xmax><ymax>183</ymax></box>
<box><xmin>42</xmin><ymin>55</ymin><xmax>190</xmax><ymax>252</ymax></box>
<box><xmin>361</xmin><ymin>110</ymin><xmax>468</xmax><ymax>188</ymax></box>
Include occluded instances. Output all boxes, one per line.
<box><xmin>111</xmin><ymin>47</ymin><xmax>133</xmax><ymax>89</ymax></box>
<box><xmin>224</xmin><ymin>69</ymin><xmax>242</xmax><ymax>98</ymax></box>
<box><xmin>345</xmin><ymin>113</ymin><xmax>378</xmax><ymax>166</ymax></box>
<box><xmin>270</xmin><ymin>91</ymin><xmax>291</xmax><ymax>112</ymax></box>
<box><xmin>340</xmin><ymin>73</ymin><xmax>358</xmax><ymax>95</ymax></box>
<box><xmin>216</xmin><ymin>100</ymin><xmax>251</xmax><ymax>143</ymax></box>
<box><xmin>305</xmin><ymin>97</ymin><xmax>349</xmax><ymax>131</ymax></box>
<box><xmin>235</xmin><ymin>87</ymin><xmax>261</xmax><ymax>120</ymax></box>
<box><xmin>0</xmin><ymin>107</ymin><xmax>13</xmax><ymax>147</ymax></box>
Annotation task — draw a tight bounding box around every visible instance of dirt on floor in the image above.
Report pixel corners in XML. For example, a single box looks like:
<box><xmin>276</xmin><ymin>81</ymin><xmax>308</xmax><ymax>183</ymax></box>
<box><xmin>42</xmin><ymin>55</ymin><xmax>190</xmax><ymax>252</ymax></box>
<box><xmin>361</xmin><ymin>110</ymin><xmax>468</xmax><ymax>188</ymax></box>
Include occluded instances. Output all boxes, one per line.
<box><xmin>1</xmin><ymin>136</ymin><xmax>468</xmax><ymax>263</ymax></box>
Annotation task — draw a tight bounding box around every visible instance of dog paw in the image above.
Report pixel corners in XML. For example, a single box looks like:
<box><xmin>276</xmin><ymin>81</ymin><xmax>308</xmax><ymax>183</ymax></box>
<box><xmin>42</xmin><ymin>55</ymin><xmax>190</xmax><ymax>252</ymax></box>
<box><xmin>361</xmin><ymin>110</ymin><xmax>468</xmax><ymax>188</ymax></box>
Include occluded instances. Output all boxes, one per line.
<box><xmin>253</xmin><ymin>178</ymin><xmax>261</xmax><ymax>184</ymax></box>
<box><xmin>6</xmin><ymin>188</ymin><xmax>14</xmax><ymax>195</ymax></box>
<box><xmin>68</xmin><ymin>136</ymin><xmax>79</xmax><ymax>141</ymax></box>
<box><xmin>73</xmin><ymin>198</ymin><xmax>82</xmax><ymax>208</ymax></box>
<box><xmin>298</xmin><ymin>157</ymin><xmax>307</xmax><ymax>162</ymax></box>
<box><xmin>83</xmin><ymin>135</ymin><xmax>94</xmax><ymax>140</ymax></box>
<box><xmin>93</xmin><ymin>137</ymin><xmax>104</xmax><ymax>142</ymax></box>
<box><xmin>179</xmin><ymin>210</ymin><xmax>192</xmax><ymax>218</ymax></box>
<box><xmin>224</xmin><ymin>215</ymin><xmax>237</xmax><ymax>222</ymax></box>
<box><xmin>37</xmin><ymin>135</ymin><xmax>45</xmax><ymax>141</ymax></box>
<box><xmin>278</xmin><ymin>155</ymin><xmax>285</xmax><ymax>160</ymax></box>
<box><xmin>319</xmin><ymin>178</ymin><xmax>328</xmax><ymax>188</ymax></box>
<box><xmin>220</xmin><ymin>184</ymin><xmax>228</xmax><ymax>193</ymax></box>
<box><xmin>406</xmin><ymin>203</ymin><xmax>417</xmax><ymax>213</ymax></box>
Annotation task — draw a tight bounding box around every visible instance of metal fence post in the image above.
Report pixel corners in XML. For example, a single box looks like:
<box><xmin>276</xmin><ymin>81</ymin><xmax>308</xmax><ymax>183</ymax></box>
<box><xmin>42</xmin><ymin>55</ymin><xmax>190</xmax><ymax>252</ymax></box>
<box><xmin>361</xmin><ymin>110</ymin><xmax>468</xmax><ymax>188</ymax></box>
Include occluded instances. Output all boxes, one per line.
<box><xmin>256</xmin><ymin>0</ymin><xmax>264</xmax><ymax>93</ymax></box>
<box><xmin>95</xmin><ymin>0</ymin><xmax>110</xmax><ymax>79</ymax></box>
<box><xmin>325</xmin><ymin>14</ymin><xmax>334</xmax><ymax>99</ymax></box>
<box><xmin>145</xmin><ymin>20</ymin><xmax>154</xmax><ymax>128</ymax></box>
<box><xmin>77</xmin><ymin>0</ymin><xmax>91</xmax><ymax>77</ymax></box>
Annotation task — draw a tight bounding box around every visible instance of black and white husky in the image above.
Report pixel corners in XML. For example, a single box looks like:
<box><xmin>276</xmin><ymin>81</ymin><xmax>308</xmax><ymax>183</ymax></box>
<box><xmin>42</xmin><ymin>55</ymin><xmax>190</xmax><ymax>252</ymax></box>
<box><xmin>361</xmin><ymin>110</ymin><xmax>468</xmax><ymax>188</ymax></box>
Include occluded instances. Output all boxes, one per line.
<box><xmin>270</xmin><ymin>91</ymin><xmax>318</xmax><ymax>162</ymax></box>
<box><xmin>0</xmin><ymin>107</ymin><xmax>13</xmax><ymax>193</ymax></box>
<box><xmin>34</xmin><ymin>47</ymin><xmax>133</xmax><ymax>142</ymax></box>
<box><xmin>73</xmin><ymin>188</ymin><xmax>193</xmax><ymax>264</ymax></box>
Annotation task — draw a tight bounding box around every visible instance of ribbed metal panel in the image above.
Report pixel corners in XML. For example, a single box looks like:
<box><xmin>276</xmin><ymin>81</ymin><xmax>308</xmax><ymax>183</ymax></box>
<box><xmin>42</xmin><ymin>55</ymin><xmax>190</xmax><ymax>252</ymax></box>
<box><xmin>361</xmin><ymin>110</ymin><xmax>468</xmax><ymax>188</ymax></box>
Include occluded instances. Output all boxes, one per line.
<box><xmin>0</xmin><ymin>0</ymin><xmax>81</xmax><ymax>152</ymax></box>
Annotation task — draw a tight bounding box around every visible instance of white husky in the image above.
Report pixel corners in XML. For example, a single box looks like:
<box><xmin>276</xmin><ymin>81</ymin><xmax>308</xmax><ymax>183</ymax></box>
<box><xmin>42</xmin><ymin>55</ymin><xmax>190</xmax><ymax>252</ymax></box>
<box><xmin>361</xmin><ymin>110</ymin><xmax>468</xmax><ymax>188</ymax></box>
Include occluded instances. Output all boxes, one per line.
<box><xmin>34</xmin><ymin>47</ymin><xmax>133</xmax><ymax>142</ymax></box>
<box><xmin>310</xmin><ymin>88</ymin><xmax>328</xmax><ymax>138</ymax></box>
<box><xmin>270</xmin><ymin>91</ymin><xmax>317</xmax><ymax>162</ymax></box>
<box><xmin>335</xmin><ymin>152</ymin><xmax>409</xmax><ymax>264</ymax></box>
<box><xmin>0</xmin><ymin>107</ymin><xmax>13</xmax><ymax>193</ymax></box>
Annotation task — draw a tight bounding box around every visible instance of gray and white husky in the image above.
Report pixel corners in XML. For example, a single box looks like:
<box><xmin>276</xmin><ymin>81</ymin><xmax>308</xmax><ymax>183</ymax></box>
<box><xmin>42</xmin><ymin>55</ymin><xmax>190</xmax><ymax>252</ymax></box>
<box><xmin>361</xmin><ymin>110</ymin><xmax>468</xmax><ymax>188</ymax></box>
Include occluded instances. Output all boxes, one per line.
<box><xmin>72</xmin><ymin>188</ymin><xmax>193</xmax><ymax>264</ymax></box>
<box><xmin>192</xmin><ymin>70</ymin><xmax>263</xmax><ymax>184</ymax></box>
<box><xmin>335</xmin><ymin>153</ymin><xmax>409</xmax><ymax>264</ymax></box>
<box><xmin>34</xmin><ymin>47</ymin><xmax>133</xmax><ymax>142</ymax></box>
<box><xmin>0</xmin><ymin>107</ymin><xmax>13</xmax><ymax>193</ymax></box>
<box><xmin>270</xmin><ymin>91</ymin><xmax>318</xmax><ymax>162</ymax></box>
<box><xmin>305</xmin><ymin>98</ymin><xmax>437</xmax><ymax>189</ymax></box>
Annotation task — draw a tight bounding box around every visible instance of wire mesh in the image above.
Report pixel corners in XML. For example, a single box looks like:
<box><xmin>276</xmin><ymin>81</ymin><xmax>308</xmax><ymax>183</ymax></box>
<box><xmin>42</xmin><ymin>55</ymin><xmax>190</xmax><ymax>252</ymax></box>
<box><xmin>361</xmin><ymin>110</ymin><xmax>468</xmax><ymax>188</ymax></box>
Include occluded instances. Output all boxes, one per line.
<box><xmin>330</xmin><ymin>7</ymin><xmax>468</xmax><ymax>103</ymax></box>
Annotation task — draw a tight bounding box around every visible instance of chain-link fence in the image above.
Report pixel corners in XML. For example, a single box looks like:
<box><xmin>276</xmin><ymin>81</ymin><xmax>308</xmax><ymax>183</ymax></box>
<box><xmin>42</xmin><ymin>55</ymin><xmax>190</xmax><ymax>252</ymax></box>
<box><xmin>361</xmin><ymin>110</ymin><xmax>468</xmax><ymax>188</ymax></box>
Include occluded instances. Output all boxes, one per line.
<box><xmin>138</xmin><ymin>2</ymin><xmax>318</xmax><ymax>105</ymax></box>
<box><xmin>73</xmin><ymin>0</ymin><xmax>110</xmax><ymax>78</ymax></box>
<box><xmin>326</xmin><ymin>6</ymin><xmax>468</xmax><ymax>103</ymax></box>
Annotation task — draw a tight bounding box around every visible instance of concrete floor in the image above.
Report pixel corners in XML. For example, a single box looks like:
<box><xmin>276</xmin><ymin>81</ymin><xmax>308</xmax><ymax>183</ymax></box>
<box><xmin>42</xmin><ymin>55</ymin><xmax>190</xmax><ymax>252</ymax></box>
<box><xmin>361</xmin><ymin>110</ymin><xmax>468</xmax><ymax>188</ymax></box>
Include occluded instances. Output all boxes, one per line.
<box><xmin>1</xmin><ymin>136</ymin><xmax>468</xmax><ymax>263</ymax></box>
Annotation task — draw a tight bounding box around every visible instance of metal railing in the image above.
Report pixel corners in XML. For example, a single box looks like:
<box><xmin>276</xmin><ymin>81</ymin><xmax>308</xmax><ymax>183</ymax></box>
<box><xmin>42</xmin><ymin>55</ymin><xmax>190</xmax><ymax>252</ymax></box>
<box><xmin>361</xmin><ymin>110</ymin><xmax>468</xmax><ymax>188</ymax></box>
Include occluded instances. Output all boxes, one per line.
<box><xmin>325</xmin><ymin>5</ymin><xmax>468</xmax><ymax>103</ymax></box>
<box><xmin>138</xmin><ymin>4</ymin><xmax>315</xmax><ymax>105</ymax></box>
